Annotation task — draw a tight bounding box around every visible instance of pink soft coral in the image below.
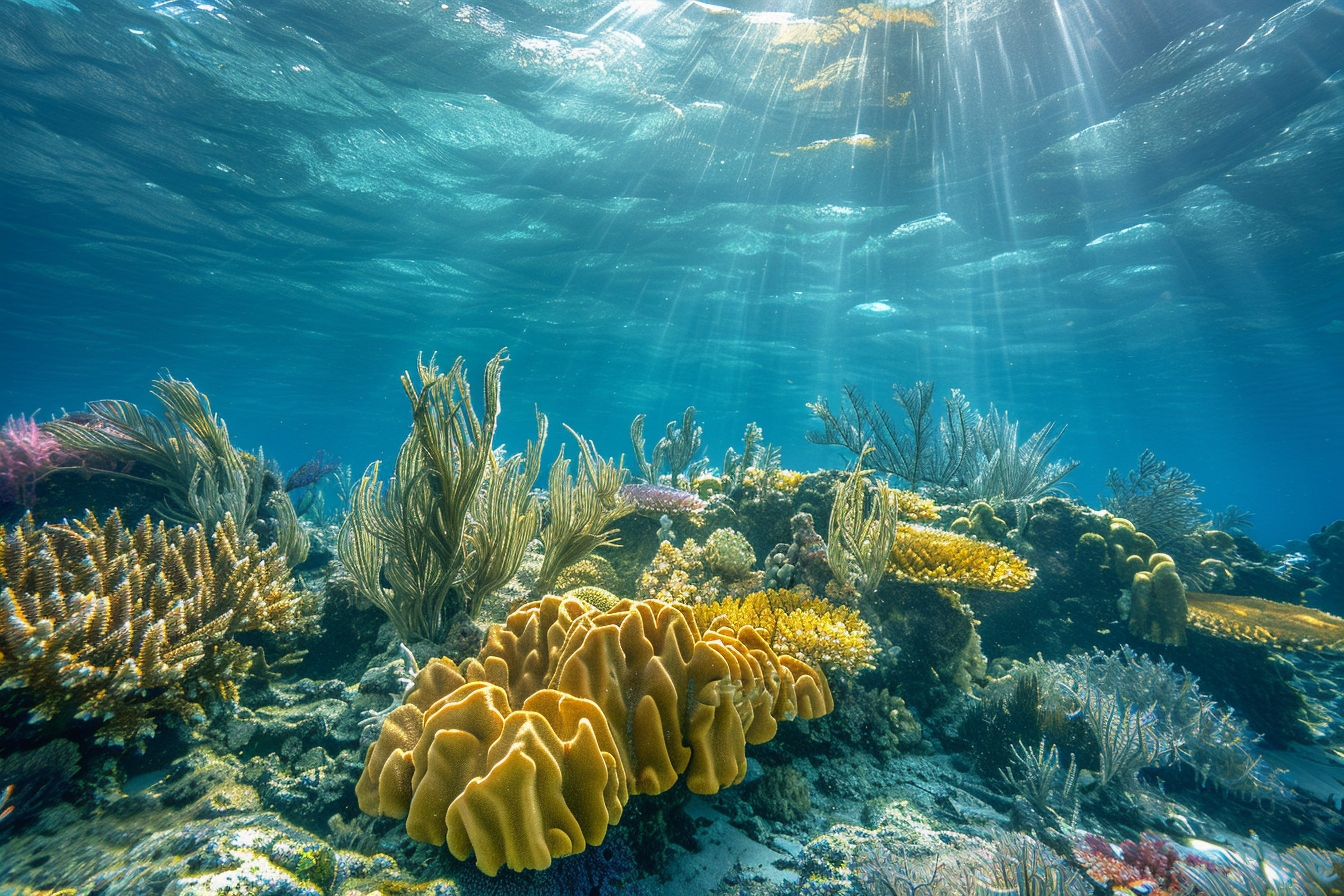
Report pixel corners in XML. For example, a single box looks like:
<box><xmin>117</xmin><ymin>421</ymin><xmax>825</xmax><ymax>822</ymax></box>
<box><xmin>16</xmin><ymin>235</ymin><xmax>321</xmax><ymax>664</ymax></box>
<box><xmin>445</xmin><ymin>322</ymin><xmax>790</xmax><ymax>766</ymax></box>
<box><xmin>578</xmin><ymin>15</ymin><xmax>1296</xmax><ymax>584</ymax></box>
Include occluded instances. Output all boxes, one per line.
<box><xmin>0</xmin><ymin>415</ymin><xmax>69</xmax><ymax>508</ymax></box>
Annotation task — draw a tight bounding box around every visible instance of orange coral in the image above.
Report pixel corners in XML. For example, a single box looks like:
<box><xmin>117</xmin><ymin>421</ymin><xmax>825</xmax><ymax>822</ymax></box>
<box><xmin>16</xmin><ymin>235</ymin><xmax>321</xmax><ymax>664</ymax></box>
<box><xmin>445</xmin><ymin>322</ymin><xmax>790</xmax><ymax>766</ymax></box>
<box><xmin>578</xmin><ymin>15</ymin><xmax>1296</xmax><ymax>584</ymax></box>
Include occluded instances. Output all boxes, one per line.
<box><xmin>357</xmin><ymin>595</ymin><xmax>832</xmax><ymax>875</ymax></box>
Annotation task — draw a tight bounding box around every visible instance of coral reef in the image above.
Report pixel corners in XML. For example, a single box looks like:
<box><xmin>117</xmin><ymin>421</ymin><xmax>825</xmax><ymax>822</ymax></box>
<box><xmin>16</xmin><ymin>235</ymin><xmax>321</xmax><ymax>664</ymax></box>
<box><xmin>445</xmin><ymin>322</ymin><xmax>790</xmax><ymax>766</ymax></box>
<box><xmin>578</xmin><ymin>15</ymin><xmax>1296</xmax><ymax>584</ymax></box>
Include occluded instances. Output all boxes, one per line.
<box><xmin>1309</xmin><ymin>519</ymin><xmax>1344</xmax><ymax>600</ymax></box>
<box><xmin>356</xmin><ymin>595</ymin><xmax>832</xmax><ymax>874</ymax></box>
<box><xmin>630</xmin><ymin>406</ymin><xmax>702</xmax><ymax>488</ymax></box>
<box><xmin>562</xmin><ymin>585</ymin><xmax>622</xmax><ymax>611</ymax></box>
<box><xmin>1072</xmin><ymin>832</ymin><xmax>1218</xmax><ymax>895</ymax></box>
<box><xmin>1104</xmin><ymin>450</ymin><xmax>1205</xmax><ymax>550</ymax></box>
<box><xmin>0</xmin><ymin>509</ymin><xmax>306</xmax><ymax>745</ymax></box>
<box><xmin>552</xmin><ymin>555</ymin><xmax>620</xmax><ymax>593</ymax></box>
<box><xmin>764</xmin><ymin>512</ymin><xmax>830</xmax><ymax>594</ymax></box>
<box><xmin>692</xmin><ymin>589</ymin><xmax>877</xmax><ymax>675</ymax></box>
<box><xmin>886</xmin><ymin>524</ymin><xmax>1035</xmax><ymax>591</ymax></box>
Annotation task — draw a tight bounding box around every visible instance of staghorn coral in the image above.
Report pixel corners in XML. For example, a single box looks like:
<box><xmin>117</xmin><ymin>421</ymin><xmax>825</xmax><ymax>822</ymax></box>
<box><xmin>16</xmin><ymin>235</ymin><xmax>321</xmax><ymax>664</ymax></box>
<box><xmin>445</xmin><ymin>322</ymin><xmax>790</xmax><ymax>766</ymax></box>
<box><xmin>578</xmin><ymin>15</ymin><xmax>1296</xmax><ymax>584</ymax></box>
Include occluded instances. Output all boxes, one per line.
<box><xmin>692</xmin><ymin>589</ymin><xmax>876</xmax><ymax>675</ymax></box>
<box><xmin>886</xmin><ymin>524</ymin><xmax>1035</xmax><ymax>591</ymax></box>
<box><xmin>703</xmin><ymin>528</ymin><xmax>755</xmax><ymax>581</ymax></box>
<box><xmin>0</xmin><ymin>509</ymin><xmax>304</xmax><ymax>745</ymax></box>
<box><xmin>1186</xmin><ymin>591</ymin><xmax>1344</xmax><ymax>651</ymax></box>
<box><xmin>356</xmin><ymin>595</ymin><xmax>832</xmax><ymax>875</ymax></box>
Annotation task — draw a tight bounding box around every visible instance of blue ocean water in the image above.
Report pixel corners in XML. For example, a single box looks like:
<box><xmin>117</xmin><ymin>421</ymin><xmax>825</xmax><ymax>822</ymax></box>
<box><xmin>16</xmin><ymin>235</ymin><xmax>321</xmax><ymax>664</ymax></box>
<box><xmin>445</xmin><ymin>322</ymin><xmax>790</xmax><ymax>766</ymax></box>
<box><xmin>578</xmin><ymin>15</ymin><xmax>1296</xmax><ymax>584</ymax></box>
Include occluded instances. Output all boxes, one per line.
<box><xmin>1</xmin><ymin>0</ymin><xmax>1341</xmax><ymax>546</ymax></box>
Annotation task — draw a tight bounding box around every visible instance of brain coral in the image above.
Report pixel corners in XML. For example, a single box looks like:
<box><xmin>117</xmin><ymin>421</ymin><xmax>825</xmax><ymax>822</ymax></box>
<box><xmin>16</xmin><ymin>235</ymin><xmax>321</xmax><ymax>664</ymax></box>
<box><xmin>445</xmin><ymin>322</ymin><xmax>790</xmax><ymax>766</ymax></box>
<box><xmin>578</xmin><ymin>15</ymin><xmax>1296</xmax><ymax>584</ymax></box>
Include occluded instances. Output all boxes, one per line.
<box><xmin>356</xmin><ymin>595</ymin><xmax>832</xmax><ymax>875</ymax></box>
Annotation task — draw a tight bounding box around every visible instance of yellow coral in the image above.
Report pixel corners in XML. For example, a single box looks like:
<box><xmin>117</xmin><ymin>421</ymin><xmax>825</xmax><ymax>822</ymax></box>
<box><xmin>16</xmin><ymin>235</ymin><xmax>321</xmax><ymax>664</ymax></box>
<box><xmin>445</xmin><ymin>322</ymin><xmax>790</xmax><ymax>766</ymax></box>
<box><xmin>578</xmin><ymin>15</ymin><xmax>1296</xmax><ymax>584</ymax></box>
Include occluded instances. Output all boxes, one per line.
<box><xmin>357</xmin><ymin>595</ymin><xmax>832</xmax><ymax>875</ymax></box>
<box><xmin>636</xmin><ymin>539</ymin><xmax>718</xmax><ymax>604</ymax></box>
<box><xmin>0</xmin><ymin>509</ymin><xmax>304</xmax><ymax>745</ymax></box>
<box><xmin>893</xmin><ymin>489</ymin><xmax>940</xmax><ymax>522</ymax></box>
<box><xmin>703</xmin><ymin>528</ymin><xmax>756</xmax><ymax>581</ymax></box>
<box><xmin>694</xmin><ymin>589</ymin><xmax>876</xmax><ymax>675</ymax></box>
<box><xmin>562</xmin><ymin>586</ymin><xmax>621</xmax><ymax>612</ymax></box>
<box><xmin>1186</xmin><ymin>592</ymin><xmax>1344</xmax><ymax>652</ymax></box>
<box><xmin>886</xmin><ymin>524</ymin><xmax>1034</xmax><ymax>591</ymax></box>
<box><xmin>741</xmin><ymin>468</ymin><xmax>807</xmax><ymax>494</ymax></box>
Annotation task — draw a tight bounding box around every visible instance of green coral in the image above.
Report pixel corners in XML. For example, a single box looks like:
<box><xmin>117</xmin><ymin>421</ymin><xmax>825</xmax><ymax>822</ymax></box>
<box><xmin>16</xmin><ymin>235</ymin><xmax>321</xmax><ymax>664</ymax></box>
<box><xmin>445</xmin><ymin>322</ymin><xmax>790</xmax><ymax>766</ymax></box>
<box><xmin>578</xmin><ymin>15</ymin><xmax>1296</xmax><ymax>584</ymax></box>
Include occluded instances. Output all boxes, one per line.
<box><xmin>703</xmin><ymin>527</ymin><xmax>756</xmax><ymax>581</ymax></box>
<box><xmin>562</xmin><ymin>585</ymin><xmax>622</xmax><ymax>611</ymax></box>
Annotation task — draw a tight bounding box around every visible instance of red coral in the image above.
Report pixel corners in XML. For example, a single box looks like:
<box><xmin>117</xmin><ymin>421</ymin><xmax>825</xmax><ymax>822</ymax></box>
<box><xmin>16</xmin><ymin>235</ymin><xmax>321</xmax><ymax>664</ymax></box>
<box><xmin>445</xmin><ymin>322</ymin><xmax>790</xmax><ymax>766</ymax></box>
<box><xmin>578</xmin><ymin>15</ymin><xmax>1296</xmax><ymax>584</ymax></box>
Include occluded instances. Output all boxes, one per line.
<box><xmin>1074</xmin><ymin>833</ymin><xmax>1218</xmax><ymax>895</ymax></box>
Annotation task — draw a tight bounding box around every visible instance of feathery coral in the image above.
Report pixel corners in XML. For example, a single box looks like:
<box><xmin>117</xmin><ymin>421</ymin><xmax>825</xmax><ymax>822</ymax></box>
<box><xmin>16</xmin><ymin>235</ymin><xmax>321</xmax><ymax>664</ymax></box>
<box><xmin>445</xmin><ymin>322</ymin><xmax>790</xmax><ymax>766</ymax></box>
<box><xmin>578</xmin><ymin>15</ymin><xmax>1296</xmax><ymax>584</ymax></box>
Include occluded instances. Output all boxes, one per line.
<box><xmin>1186</xmin><ymin>592</ymin><xmax>1344</xmax><ymax>652</ymax></box>
<box><xmin>886</xmin><ymin>524</ymin><xmax>1035</xmax><ymax>591</ymax></box>
<box><xmin>357</xmin><ymin>595</ymin><xmax>832</xmax><ymax>875</ymax></box>
<box><xmin>693</xmin><ymin>589</ymin><xmax>876</xmax><ymax>674</ymax></box>
<box><xmin>0</xmin><ymin>509</ymin><xmax>304</xmax><ymax>745</ymax></box>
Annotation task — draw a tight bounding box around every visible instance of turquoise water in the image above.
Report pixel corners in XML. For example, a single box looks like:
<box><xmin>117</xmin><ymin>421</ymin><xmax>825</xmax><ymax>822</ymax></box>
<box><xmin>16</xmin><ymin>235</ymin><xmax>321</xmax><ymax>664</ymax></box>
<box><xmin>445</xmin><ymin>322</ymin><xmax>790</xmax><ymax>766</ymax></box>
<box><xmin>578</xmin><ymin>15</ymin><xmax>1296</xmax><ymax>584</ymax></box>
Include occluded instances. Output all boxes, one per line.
<box><xmin>1</xmin><ymin>0</ymin><xmax>1342</xmax><ymax>543</ymax></box>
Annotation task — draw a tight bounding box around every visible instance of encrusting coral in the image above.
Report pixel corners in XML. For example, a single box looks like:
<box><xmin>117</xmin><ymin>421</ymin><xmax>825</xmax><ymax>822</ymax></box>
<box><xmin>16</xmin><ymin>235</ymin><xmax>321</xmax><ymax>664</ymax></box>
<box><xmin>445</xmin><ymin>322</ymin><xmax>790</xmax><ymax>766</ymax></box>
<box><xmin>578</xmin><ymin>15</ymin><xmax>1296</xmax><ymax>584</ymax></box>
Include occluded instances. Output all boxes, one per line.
<box><xmin>356</xmin><ymin>594</ymin><xmax>832</xmax><ymax>875</ymax></box>
<box><xmin>1186</xmin><ymin>591</ymin><xmax>1344</xmax><ymax>652</ymax></box>
<box><xmin>691</xmin><ymin>589</ymin><xmax>876</xmax><ymax>675</ymax></box>
<box><xmin>886</xmin><ymin>524</ymin><xmax>1034</xmax><ymax>591</ymax></box>
<box><xmin>0</xmin><ymin>509</ymin><xmax>305</xmax><ymax>745</ymax></box>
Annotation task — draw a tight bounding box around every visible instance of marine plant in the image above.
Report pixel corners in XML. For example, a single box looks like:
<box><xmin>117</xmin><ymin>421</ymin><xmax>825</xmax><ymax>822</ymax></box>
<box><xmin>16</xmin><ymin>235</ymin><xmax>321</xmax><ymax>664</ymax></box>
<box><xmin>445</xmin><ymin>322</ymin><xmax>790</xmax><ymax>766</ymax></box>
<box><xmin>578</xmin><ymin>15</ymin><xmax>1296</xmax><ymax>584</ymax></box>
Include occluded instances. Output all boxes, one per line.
<box><xmin>356</xmin><ymin>595</ymin><xmax>832</xmax><ymax>875</ymax></box>
<box><xmin>809</xmin><ymin>382</ymin><xmax>969</xmax><ymax>492</ymax></box>
<box><xmin>1104</xmin><ymin>449</ymin><xmax>1205</xmax><ymax>550</ymax></box>
<box><xmin>47</xmin><ymin>377</ymin><xmax>262</xmax><ymax>532</ymax></box>
<box><xmin>1024</xmin><ymin>647</ymin><xmax>1285</xmax><ymax>800</ymax></box>
<box><xmin>0</xmin><ymin>509</ymin><xmax>306</xmax><ymax>745</ymax></box>
<box><xmin>532</xmin><ymin>428</ymin><xmax>633</xmax><ymax>598</ymax></box>
<box><xmin>827</xmin><ymin>454</ymin><xmax>903</xmax><ymax>599</ymax></box>
<box><xmin>857</xmin><ymin>834</ymin><xmax>1091</xmax><ymax>896</ymax></box>
<box><xmin>338</xmin><ymin>352</ymin><xmax>546</xmax><ymax>641</ymax></box>
<box><xmin>1182</xmin><ymin>843</ymin><xmax>1344</xmax><ymax>896</ymax></box>
<box><xmin>692</xmin><ymin>588</ymin><xmax>877</xmax><ymax>674</ymax></box>
<box><xmin>630</xmin><ymin>406</ymin><xmax>702</xmax><ymax>487</ymax></box>
<box><xmin>809</xmin><ymin>382</ymin><xmax>1077</xmax><ymax>502</ymax></box>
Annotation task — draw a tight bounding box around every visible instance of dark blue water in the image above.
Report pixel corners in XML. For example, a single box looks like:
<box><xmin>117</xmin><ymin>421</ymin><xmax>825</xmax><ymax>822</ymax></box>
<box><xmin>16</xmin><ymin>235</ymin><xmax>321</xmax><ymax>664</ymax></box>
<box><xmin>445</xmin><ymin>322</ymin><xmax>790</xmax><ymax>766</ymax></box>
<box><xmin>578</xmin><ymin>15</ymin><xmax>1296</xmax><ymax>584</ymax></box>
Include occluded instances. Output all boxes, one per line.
<box><xmin>2</xmin><ymin>0</ymin><xmax>1342</xmax><ymax>545</ymax></box>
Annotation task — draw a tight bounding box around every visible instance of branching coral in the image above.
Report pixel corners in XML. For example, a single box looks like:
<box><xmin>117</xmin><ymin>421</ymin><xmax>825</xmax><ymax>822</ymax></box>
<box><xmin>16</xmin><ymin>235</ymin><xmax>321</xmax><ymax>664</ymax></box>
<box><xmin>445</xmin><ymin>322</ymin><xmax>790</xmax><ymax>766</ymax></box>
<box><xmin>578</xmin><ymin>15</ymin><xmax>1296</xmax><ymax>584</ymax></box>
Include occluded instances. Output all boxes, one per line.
<box><xmin>692</xmin><ymin>589</ymin><xmax>876</xmax><ymax>674</ymax></box>
<box><xmin>809</xmin><ymin>383</ymin><xmax>1076</xmax><ymax>502</ymax></box>
<box><xmin>630</xmin><ymin>407</ymin><xmax>701</xmax><ymax>487</ymax></box>
<box><xmin>356</xmin><ymin>595</ymin><xmax>832</xmax><ymax>875</ymax></box>
<box><xmin>637</xmin><ymin>540</ymin><xmax>717</xmax><ymax>604</ymax></box>
<box><xmin>0</xmin><ymin>509</ymin><xmax>304</xmax><ymax>745</ymax></box>
<box><xmin>886</xmin><ymin>524</ymin><xmax>1035</xmax><ymax>591</ymax></box>
<box><xmin>1186</xmin><ymin>592</ymin><xmax>1344</xmax><ymax>652</ymax></box>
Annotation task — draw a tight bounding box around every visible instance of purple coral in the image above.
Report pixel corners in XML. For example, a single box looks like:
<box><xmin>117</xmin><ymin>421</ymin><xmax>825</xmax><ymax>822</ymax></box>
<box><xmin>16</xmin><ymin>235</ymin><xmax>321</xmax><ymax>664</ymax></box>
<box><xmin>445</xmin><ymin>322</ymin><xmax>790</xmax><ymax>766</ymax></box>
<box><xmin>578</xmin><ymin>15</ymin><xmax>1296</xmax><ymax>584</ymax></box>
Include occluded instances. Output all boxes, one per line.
<box><xmin>0</xmin><ymin>416</ymin><xmax>70</xmax><ymax>508</ymax></box>
<box><xmin>285</xmin><ymin>449</ymin><xmax>341</xmax><ymax>492</ymax></box>
<box><xmin>618</xmin><ymin>483</ymin><xmax>707</xmax><ymax>515</ymax></box>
